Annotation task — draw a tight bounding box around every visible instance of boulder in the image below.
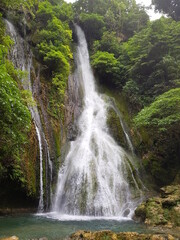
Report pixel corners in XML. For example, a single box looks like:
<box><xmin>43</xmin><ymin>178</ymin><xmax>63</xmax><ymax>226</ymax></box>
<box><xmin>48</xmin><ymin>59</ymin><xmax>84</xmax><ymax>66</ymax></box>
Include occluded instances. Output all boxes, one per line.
<box><xmin>135</xmin><ymin>185</ymin><xmax>180</xmax><ymax>227</ymax></box>
<box><xmin>0</xmin><ymin>237</ymin><xmax>19</xmax><ymax>240</ymax></box>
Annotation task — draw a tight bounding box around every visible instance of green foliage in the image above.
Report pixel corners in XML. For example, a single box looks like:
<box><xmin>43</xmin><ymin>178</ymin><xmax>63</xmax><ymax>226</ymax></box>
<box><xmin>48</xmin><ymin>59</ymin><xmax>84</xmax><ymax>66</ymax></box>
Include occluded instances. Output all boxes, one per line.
<box><xmin>30</xmin><ymin>0</ymin><xmax>73</xmax><ymax>118</ymax></box>
<box><xmin>134</xmin><ymin>88</ymin><xmax>180</xmax><ymax>131</ymax></box>
<box><xmin>0</xmin><ymin>15</ymin><xmax>31</xmax><ymax>186</ymax></box>
<box><xmin>74</xmin><ymin>0</ymin><xmax>148</xmax><ymax>39</ymax></box>
<box><xmin>93</xmin><ymin>31</ymin><xmax>121</xmax><ymax>57</ymax></box>
<box><xmin>134</xmin><ymin>89</ymin><xmax>180</xmax><ymax>184</ymax></box>
<box><xmin>0</xmin><ymin>0</ymin><xmax>38</xmax><ymax>11</ymax></box>
<box><xmin>91</xmin><ymin>51</ymin><xmax>120</xmax><ymax>86</ymax></box>
<box><xmin>0</xmin><ymin>63</ymin><xmax>31</xmax><ymax>180</ymax></box>
<box><xmin>123</xmin><ymin>80</ymin><xmax>143</xmax><ymax>110</ymax></box>
<box><xmin>152</xmin><ymin>0</ymin><xmax>180</xmax><ymax>21</ymax></box>
<box><xmin>121</xmin><ymin>1</ymin><xmax>149</xmax><ymax>38</ymax></box>
<box><xmin>0</xmin><ymin>0</ymin><xmax>24</xmax><ymax>9</ymax></box>
<box><xmin>79</xmin><ymin>13</ymin><xmax>105</xmax><ymax>44</ymax></box>
<box><xmin>73</xmin><ymin>0</ymin><xmax>148</xmax><ymax>90</ymax></box>
<box><xmin>121</xmin><ymin>17</ymin><xmax>180</xmax><ymax>106</ymax></box>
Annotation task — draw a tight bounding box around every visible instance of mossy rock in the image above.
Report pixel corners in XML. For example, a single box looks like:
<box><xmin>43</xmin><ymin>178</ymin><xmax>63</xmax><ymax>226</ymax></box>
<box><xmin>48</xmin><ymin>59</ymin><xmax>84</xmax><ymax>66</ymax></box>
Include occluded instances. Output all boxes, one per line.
<box><xmin>68</xmin><ymin>230</ymin><xmax>174</xmax><ymax>240</ymax></box>
<box><xmin>135</xmin><ymin>185</ymin><xmax>180</xmax><ymax>227</ymax></box>
<box><xmin>172</xmin><ymin>205</ymin><xmax>180</xmax><ymax>226</ymax></box>
<box><xmin>107</xmin><ymin>108</ymin><xmax>127</xmax><ymax>149</ymax></box>
<box><xmin>135</xmin><ymin>203</ymin><xmax>146</xmax><ymax>221</ymax></box>
<box><xmin>0</xmin><ymin>237</ymin><xmax>19</xmax><ymax>240</ymax></box>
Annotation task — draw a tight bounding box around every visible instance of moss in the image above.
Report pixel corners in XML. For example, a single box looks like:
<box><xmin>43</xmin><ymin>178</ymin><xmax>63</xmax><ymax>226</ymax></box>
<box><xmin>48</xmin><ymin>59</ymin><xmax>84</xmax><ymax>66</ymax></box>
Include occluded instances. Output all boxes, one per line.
<box><xmin>145</xmin><ymin>198</ymin><xmax>168</xmax><ymax>225</ymax></box>
<box><xmin>99</xmin><ymin>85</ymin><xmax>145</xmax><ymax>153</ymax></box>
<box><xmin>22</xmin><ymin>122</ymin><xmax>38</xmax><ymax>197</ymax></box>
<box><xmin>69</xmin><ymin>230</ymin><xmax>172</xmax><ymax>240</ymax></box>
<box><xmin>135</xmin><ymin>203</ymin><xmax>146</xmax><ymax>221</ymax></box>
<box><xmin>52</xmin><ymin>121</ymin><xmax>61</xmax><ymax>157</ymax></box>
<box><xmin>107</xmin><ymin>108</ymin><xmax>127</xmax><ymax>148</ymax></box>
<box><xmin>135</xmin><ymin>185</ymin><xmax>180</xmax><ymax>227</ymax></box>
<box><xmin>172</xmin><ymin>206</ymin><xmax>180</xmax><ymax>226</ymax></box>
<box><xmin>101</xmin><ymin>86</ymin><xmax>132</xmax><ymax>126</ymax></box>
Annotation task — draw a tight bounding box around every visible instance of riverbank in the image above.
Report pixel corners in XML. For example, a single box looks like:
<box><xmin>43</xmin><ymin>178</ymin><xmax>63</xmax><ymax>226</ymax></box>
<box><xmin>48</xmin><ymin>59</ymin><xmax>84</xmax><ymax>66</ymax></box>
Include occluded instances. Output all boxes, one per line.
<box><xmin>68</xmin><ymin>230</ymin><xmax>179</xmax><ymax>240</ymax></box>
<box><xmin>1</xmin><ymin>229</ymin><xmax>179</xmax><ymax>240</ymax></box>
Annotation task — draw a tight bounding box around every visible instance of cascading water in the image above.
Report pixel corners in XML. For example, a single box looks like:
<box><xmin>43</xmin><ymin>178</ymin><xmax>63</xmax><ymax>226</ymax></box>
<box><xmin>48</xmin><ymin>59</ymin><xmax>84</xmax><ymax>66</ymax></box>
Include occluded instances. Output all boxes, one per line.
<box><xmin>52</xmin><ymin>25</ymin><xmax>145</xmax><ymax>218</ymax></box>
<box><xmin>5</xmin><ymin>19</ymin><xmax>53</xmax><ymax>212</ymax></box>
<box><xmin>35</xmin><ymin>125</ymin><xmax>44</xmax><ymax>212</ymax></box>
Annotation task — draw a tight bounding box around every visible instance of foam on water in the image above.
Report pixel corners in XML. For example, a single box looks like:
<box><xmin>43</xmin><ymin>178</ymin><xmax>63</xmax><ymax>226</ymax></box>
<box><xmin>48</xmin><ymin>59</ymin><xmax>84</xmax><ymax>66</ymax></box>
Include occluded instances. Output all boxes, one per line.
<box><xmin>36</xmin><ymin>212</ymin><xmax>132</xmax><ymax>221</ymax></box>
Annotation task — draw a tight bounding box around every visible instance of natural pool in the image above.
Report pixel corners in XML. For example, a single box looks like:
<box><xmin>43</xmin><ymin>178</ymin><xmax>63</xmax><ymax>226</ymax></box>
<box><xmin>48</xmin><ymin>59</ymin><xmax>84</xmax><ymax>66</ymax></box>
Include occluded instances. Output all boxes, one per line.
<box><xmin>0</xmin><ymin>214</ymin><xmax>150</xmax><ymax>240</ymax></box>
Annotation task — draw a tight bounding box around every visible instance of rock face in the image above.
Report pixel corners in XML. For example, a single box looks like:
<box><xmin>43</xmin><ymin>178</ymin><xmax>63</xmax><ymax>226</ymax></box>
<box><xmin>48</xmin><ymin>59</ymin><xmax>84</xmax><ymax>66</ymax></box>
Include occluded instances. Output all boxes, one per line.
<box><xmin>135</xmin><ymin>185</ymin><xmax>180</xmax><ymax>227</ymax></box>
<box><xmin>68</xmin><ymin>230</ymin><xmax>175</xmax><ymax>240</ymax></box>
<box><xmin>65</xmin><ymin>74</ymin><xmax>82</xmax><ymax>142</ymax></box>
<box><xmin>107</xmin><ymin>108</ymin><xmax>128</xmax><ymax>149</ymax></box>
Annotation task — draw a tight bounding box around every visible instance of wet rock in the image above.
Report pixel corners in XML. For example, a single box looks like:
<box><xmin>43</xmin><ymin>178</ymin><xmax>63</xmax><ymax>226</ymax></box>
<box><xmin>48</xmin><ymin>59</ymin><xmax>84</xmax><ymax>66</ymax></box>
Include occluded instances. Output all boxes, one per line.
<box><xmin>107</xmin><ymin>108</ymin><xmax>128</xmax><ymax>149</ymax></box>
<box><xmin>0</xmin><ymin>237</ymin><xmax>19</xmax><ymax>240</ymax></box>
<box><xmin>65</xmin><ymin>74</ymin><xmax>82</xmax><ymax>142</ymax></box>
<box><xmin>68</xmin><ymin>230</ymin><xmax>175</xmax><ymax>240</ymax></box>
<box><xmin>135</xmin><ymin>185</ymin><xmax>180</xmax><ymax>227</ymax></box>
<box><xmin>167</xmin><ymin>235</ymin><xmax>175</xmax><ymax>240</ymax></box>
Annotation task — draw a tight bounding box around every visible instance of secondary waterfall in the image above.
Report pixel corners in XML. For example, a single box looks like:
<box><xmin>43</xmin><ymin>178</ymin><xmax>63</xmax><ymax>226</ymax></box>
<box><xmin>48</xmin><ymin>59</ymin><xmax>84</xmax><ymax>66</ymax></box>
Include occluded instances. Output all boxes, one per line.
<box><xmin>52</xmin><ymin>25</ymin><xmax>144</xmax><ymax>218</ymax></box>
<box><xmin>5</xmin><ymin>20</ymin><xmax>52</xmax><ymax>212</ymax></box>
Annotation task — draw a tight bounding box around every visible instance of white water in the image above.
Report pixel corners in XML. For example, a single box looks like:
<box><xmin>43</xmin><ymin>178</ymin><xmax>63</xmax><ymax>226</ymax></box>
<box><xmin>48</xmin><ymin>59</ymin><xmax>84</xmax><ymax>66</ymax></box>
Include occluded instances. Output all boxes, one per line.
<box><xmin>52</xmin><ymin>25</ymin><xmax>144</xmax><ymax>218</ymax></box>
<box><xmin>5</xmin><ymin>20</ymin><xmax>52</xmax><ymax>212</ymax></box>
<box><xmin>36</xmin><ymin>125</ymin><xmax>44</xmax><ymax>212</ymax></box>
<box><xmin>37</xmin><ymin>212</ymin><xmax>131</xmax><ymax>221</ymax></box>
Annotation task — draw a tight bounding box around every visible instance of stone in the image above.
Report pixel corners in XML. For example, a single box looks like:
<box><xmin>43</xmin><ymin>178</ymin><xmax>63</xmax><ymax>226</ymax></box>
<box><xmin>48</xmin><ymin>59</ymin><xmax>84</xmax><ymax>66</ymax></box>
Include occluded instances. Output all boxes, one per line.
<box><xmin>68</xmin><ymin>230</ymin><xmax>173</xmax><ymax>240</ymax></box>
<box><xmin>135</xmin><ymin>185</ymin><xmax>180</xmax><ymax>228</ymax></box>
<box><xmin>0</xmin><ymin>237</ymin><xmax>19</xmax><ymax>240</ymax></box>
<box><xmin>150</xmin><ymin>235</ymin><xmax>164</xmax><ymax>240</ymax></box>
<box><xmin>167</xmin><ymin>234</ymin><xmax>175</xmax><ymax>240</ymax></box>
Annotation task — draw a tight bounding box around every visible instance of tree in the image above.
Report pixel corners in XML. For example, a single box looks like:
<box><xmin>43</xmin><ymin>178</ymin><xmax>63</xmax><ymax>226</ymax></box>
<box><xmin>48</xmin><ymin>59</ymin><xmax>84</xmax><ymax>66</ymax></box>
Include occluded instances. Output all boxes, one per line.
<box><xmin>74</xmin><ymin>0</ymin><xmax>148</xmax><ymax>39</ymax></box>
<box><xmin>91</xmin><ymin>51</ymin><xmax>120</xmax><ymax>86</ymax></box>
<box><xmin>152</xmin><ymin>0</ymin><xmax>180</xmax><ymax>21</ymax></box>
<box><xmin>134</xmin><ymin>88</ymin><xmax>180</xmax><ymax>184</ymax></box>
<box><xmin>79</xmin><ymin>13</ymin><xmax>105</xmax><ymax>44</ymax></box>
<box><xmin>0</xmin><ymin>61</ymin><xmax>31</xmax><ymax>181</ymax></box>
<box><xmin>120</xmin><ymin>17</ymin><xmax>180</xmax><ymax>105</ymax></box>
<box><xmin>93</xmin><ymin>31</ymin><xmax>121</xmax><ymax>57</ymax></box>
<box><xmin>134</xmin><ymin>88</ymin><xmax>180</xmax><ymax>131</ymax></box>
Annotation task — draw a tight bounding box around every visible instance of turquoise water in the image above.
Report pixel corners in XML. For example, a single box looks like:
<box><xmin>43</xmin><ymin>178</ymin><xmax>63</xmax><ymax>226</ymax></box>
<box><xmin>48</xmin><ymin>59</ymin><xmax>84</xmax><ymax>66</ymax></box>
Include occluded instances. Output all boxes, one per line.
<box><xmin>0</xmin><ymin>214</ymin><xmax>150</xmax><ymax>240</ymax></box>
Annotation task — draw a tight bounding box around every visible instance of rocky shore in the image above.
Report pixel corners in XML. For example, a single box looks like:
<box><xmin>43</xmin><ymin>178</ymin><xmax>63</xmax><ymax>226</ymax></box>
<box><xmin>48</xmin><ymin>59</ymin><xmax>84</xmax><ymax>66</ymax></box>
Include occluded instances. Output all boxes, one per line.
<box><xmin>135</xmin><ymin>185</ymin><xmax>180</xmax><ymax>228</ymax></box>
<box><xmin>0</xmin><ymin>231</ymin><xmax>178</xmax><ymax>240</ymax></box>
<box><xmin>68</xmin><ymin>230</ymin><xmax>177</xmax><ymax>240</ymax></box>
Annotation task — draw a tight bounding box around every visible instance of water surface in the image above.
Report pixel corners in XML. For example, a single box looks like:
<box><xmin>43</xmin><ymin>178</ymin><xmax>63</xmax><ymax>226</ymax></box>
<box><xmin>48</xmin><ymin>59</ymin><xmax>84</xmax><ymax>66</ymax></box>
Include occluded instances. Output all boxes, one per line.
<box><xmin>0</xmin><ymin>214</ymin><xmax>150</xmax><ymax>240</ymax></box>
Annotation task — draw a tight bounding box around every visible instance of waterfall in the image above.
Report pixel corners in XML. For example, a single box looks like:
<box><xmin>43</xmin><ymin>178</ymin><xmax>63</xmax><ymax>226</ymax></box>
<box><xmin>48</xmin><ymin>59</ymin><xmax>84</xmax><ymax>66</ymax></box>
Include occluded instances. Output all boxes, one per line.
<box><xmin>35</xmin><ymin>125</ymin><xmax>44</xmax><ymax>212</ymax></box>
<box><xmin>5</xmin><ymin>19</ymin><xmax>53</xmax><ymax>212</ymax></box>
<box><xmin>52</xmin><ymin>25</ymin><xmax>144</xmax><ymax>218</ymax></box>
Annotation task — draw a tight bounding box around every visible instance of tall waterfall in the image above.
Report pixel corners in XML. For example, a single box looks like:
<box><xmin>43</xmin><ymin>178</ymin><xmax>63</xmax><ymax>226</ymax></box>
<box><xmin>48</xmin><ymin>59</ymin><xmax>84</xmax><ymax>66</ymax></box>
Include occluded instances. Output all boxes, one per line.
<box><xmin>5</xmin><ymin>20</ymin><xmax>52</xmax><ymax>212</ymax></box>
<box><xmin>52</xmin><ymin>25</ymin><xmax>144</xmax><ymax>218</ymax></box>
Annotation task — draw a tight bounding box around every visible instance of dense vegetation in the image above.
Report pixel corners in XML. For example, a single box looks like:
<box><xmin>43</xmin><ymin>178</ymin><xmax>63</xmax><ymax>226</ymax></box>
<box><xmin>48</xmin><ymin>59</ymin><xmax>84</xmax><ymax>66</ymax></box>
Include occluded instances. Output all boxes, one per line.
<box><xmin>0</xmin><ymin>0</ymin><xmax>180</xmax><ymax>208</ymax></box>
<box><xmin>0</xmin><ymin>13</ymin><xmax>36</xmax><ymax>205</ymax></box>
<box><xmin>0</xmin><ymin>0</ymin><xmax>73</xmax><ymax>204</ymax></box>
<box><xmin>0</xmin><ymin>14</ymin><xmax>31</xmax><ymax>184</ymax></box>
<box><xmin>31</xmin><ymin>0</ymin><xmax>73</xmax><ymax>118</ymax></box>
